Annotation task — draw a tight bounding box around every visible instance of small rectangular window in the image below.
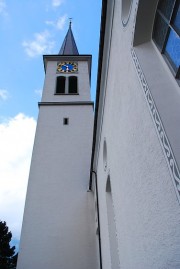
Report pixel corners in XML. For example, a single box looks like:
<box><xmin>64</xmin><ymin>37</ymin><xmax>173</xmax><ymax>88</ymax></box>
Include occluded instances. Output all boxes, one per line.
<box><xmin>63</xmin><ymin>118</ymin><xmax>69</xmax><ymax>125</ymax></box>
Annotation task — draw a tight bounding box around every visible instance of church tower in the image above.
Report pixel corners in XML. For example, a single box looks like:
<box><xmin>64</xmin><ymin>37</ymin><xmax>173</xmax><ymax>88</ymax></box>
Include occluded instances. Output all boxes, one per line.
<box><xmin>17</xmin><ymin>23</ymin><xmax>98</xmax><ymax>269</ymax></box>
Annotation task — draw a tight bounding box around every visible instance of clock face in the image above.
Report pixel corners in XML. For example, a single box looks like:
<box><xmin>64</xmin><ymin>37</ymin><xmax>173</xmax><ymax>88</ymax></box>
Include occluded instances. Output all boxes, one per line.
<box><xmin>57</xmin><ymin>62</ymin><xmax>78</xmax><ymax>73</ymax></box>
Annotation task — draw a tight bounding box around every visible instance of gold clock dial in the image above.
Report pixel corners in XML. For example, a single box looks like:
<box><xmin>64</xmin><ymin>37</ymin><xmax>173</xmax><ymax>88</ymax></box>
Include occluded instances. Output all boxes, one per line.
<box><xmin>57</xmin><ymin>62</ymin><xmax>78</xmax><ymax>73</ymax></box>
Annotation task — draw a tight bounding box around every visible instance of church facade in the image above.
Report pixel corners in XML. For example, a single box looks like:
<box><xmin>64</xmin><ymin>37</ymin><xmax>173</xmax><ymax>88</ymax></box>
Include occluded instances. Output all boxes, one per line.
<box><xmin>17</xmin><ymin>0</ymin><xmax>180</xmax><ymax>269</ymax></box>
<box><xmin>91</xmin><ymin>0</ymin><xmax>180</xmax><ymax>268</ymax></box>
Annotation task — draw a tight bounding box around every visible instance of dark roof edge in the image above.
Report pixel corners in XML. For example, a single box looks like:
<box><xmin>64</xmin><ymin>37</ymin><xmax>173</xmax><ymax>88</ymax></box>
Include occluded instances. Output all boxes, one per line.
<box><xmin>89</xmin><ymin>0</ymin><xmax>107</xmax><ymax>189</ymax></box>
<box><xmin>43</xmin><ymin>54</ymin><xmax>92</xmax><ymax>58</ymax></box>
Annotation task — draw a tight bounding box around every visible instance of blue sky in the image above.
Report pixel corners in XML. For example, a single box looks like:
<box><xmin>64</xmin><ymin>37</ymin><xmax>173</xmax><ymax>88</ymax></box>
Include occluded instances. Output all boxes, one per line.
<box><xmin>0</xmin><ymin>0</ymin><xmax>101</xmax><ymax>251</ymax></box>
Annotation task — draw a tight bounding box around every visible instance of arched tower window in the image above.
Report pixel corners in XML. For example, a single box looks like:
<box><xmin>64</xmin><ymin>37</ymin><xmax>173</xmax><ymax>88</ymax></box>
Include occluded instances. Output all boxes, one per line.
<box><xmin>153</xmin><ymin>0</ymin><xmax>180</xmax><ymax>78</ymax></box>
<box><xmin>56</xmin><ymin>76</ymin><xmax>66</xmax><ymax>94</ymax></box>
<box><xmin>69</xmin><ymin>76</ymin><xmax>78</xmax><ymax>94</ymax></box>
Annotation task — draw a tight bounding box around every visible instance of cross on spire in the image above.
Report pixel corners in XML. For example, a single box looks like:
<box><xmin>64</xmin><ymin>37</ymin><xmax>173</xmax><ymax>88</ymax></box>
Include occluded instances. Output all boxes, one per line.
<box><xmin>69</xmin><ymin>17</ymin><xmax>72</xmax><ymax>27</ymax></box>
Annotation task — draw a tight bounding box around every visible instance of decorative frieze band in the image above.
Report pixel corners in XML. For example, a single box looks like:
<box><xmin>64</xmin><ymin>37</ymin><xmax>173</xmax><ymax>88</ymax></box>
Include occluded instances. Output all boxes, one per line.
<box><xmin>131</xmin><ymin>48</ymin><xmax>180</xmax><ymax>203</ymax></box>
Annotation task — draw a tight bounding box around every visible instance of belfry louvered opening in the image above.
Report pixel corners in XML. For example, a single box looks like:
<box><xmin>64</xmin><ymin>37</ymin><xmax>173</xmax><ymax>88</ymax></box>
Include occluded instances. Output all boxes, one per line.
<box><xmin>55</xmin><ymin>76</ymin><xmax>78</xmax><ymax>94</ymax></box>
<box><xmin>69</xmin><ymin>76</ymin><xmax>78</xmax><ymax>94</ymax></box>
<box><xmin>56</xmin><ymin>76</ymin><xmax>66</xmax><ymax>93</ymax></box>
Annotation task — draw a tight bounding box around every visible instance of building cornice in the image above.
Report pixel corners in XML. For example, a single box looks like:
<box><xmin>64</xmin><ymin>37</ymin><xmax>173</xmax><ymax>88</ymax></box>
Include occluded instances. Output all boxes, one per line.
<box><xmin>38</xmin><ymin>101</ymin><xmax>94</xmax><ymax>107</ymax></box>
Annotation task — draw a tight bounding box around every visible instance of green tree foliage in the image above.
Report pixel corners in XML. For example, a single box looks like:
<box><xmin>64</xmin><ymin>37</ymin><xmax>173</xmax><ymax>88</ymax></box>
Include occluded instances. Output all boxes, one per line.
<box><xmin>0</xmin><ymin>221</ymin><xmax>18</xmax><ymax>269</ymax></box>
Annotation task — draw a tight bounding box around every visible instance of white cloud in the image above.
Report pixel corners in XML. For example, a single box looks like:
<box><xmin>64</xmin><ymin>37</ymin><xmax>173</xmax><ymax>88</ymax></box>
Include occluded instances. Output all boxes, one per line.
<box><xmin>52</xmin><ymin>0</ymin><xmax>64</xmax><ymax>7</ymax></box>
<box><xmin>0</xmin><ymin>89</ymin><xmax>10</xmax><ymax>100</ymax></box>
<box><xmin>0</xmin><ymin>114</ymin><xmax>36</xmax><ymax>241</ymax></box>
<box><xmin>22</xmin><ymin>30</ymin><xmax>54</xmax><ymax>58</ymax></box>
<box><xmin>46</xmin><ymin>14</ymin><xmax>67</xmax><ymax>30</ymax></box>
<box><xmin>0</xmin><ymin>0</ymin><xmax>7</xmax><ymax>16</ymax></box>
<box><xmin>56</xmin><ymin>15</ymin><xmax>67</xmax><ymax>30</ymax></box>
<box><xmin>35</xmin><ymin>89</ymin><xmax>42</xmax><ymax>97</ymax></box>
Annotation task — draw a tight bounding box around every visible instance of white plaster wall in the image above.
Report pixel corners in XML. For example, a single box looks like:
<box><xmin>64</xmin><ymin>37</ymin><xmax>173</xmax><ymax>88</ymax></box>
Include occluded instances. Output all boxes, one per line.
<box><xmin>17</xmin><ymin>104</ymin><xmax>99</xmax><ymax>269</ymax></box>
<box><xmin>42</xmin><ymin>61</ymin><xmax>91</xmax><ymax>102</ymax></box>
<box><xmin>94</xmin><ymin>0</ymin><xmax>180</xmax><ymax>268</ymax></box>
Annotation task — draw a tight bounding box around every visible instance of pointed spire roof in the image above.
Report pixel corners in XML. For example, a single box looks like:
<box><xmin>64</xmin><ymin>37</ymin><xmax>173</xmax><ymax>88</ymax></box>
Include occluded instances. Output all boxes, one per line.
<box><xmin>59</xmin><ymin>21</ymin><xmax>79</xmax><ymax>55</ymax></box>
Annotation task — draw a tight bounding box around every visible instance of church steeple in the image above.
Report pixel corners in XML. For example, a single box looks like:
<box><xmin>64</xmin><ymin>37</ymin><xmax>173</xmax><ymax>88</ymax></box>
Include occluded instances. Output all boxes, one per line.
<box><xmin>17</xmin><ymin>15</ymin><xmax>95</xmax><ymax>269</ymax></box>
<box><xmin>59</xmin><ymin>21</ymin><xmax>79</xmax><ymax>55</ymax></box>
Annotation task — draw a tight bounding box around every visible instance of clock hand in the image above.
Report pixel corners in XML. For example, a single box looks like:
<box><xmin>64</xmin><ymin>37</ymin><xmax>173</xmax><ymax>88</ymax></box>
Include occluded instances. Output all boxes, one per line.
<box><xmin>66</xmin><ymin>65</ymin><xmax>69</xmax><ymax>71</ymax></box>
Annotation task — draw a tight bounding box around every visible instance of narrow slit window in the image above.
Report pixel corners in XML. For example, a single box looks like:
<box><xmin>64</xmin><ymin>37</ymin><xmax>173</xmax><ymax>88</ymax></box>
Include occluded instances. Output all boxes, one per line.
<box><xmin>106</xmin><ymin>177</ymin><xmax>120</xmax><ymax>269</ymax></box>
<box><xmin>56</xmin><ymin>76</ymin><xmax>66</xmax><ymax>94</ymax></box>
<box><xmin>63</xmin><ymin>118</ymin><xmax>69</xmax><ymax>125</ymax></box>
<box><xmin>69</xmin><ymin>76</ymin><xmax>78</xmax><ymax>94</ymax></box>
